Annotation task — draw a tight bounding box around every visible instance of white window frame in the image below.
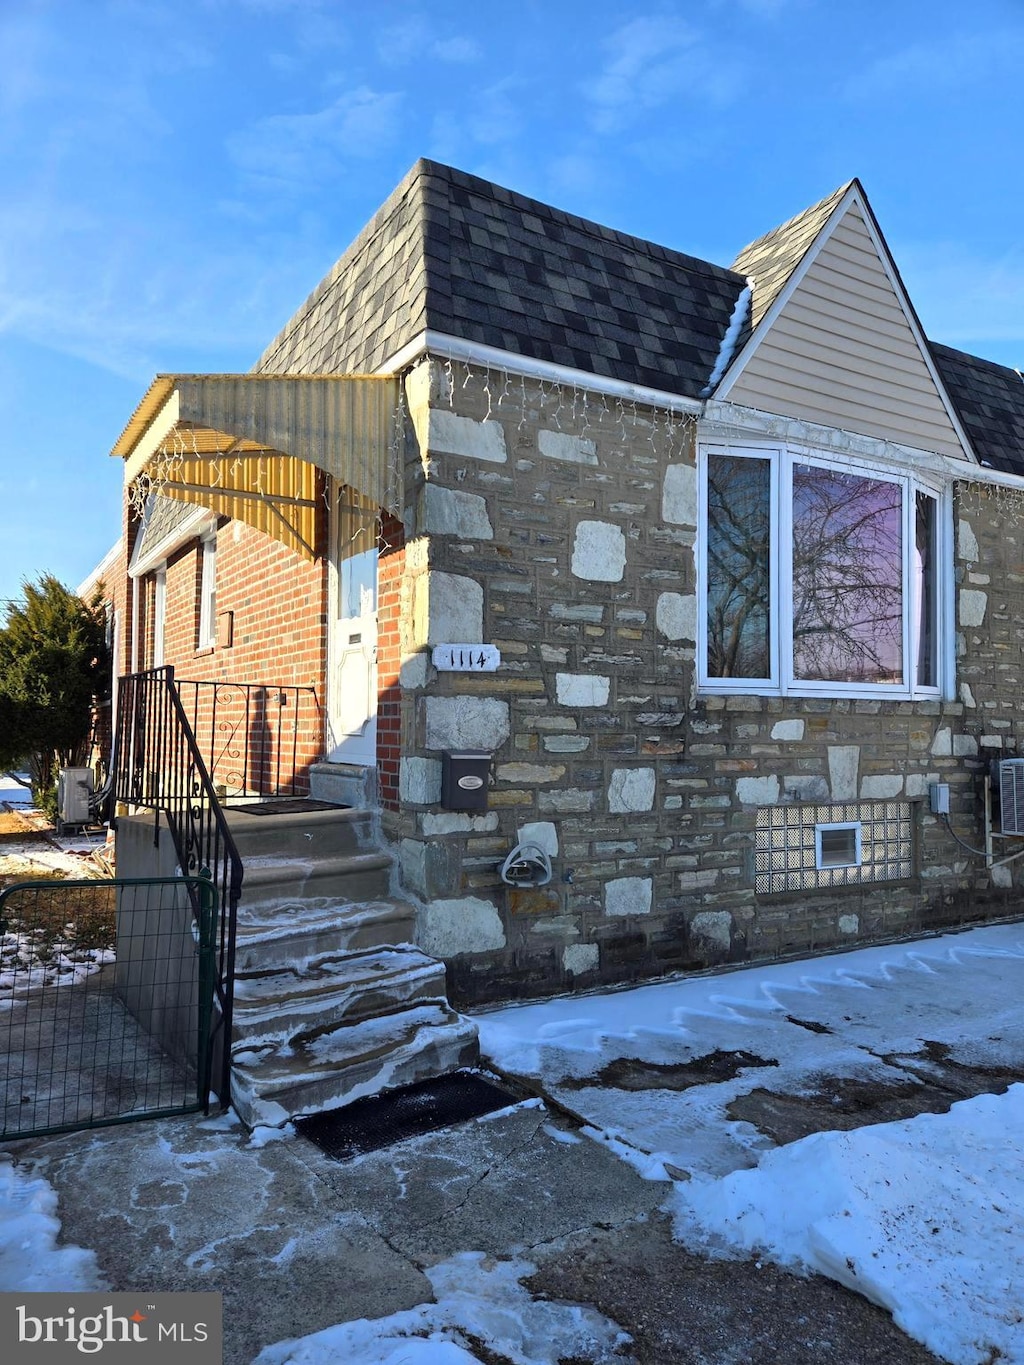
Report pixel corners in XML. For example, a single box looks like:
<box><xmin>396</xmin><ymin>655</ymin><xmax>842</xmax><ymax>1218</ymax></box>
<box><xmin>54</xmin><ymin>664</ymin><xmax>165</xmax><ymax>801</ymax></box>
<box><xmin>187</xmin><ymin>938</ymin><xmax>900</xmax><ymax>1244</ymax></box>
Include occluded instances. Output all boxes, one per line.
<box><xmin>198</xmin><ymin>532</ymin><xmax>217</xmax><ymax>650</ymax></box>
<box><xmin>153</xmin><ymin>567</ymin><xmax>166</xmax><ymax>667</ymax></box>
<box><xmin>697</xmin><ymin>441</ymin><xmax>954</xmax><ymax>701</ymax></box>
<box><xmin>815</xmin><ymin>821</ymin><xmax>862</xmax><ymax>870</ymax></box>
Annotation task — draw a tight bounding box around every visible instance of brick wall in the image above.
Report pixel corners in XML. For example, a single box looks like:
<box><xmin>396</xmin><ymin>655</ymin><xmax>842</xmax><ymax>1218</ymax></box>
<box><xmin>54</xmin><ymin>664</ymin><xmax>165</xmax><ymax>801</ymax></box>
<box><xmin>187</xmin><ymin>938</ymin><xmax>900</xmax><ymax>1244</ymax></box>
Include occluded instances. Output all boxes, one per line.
<box><xmin>389</xmin><ymin>358</ymin><xmax>1024</xmax><ymax>1008</ymax></box>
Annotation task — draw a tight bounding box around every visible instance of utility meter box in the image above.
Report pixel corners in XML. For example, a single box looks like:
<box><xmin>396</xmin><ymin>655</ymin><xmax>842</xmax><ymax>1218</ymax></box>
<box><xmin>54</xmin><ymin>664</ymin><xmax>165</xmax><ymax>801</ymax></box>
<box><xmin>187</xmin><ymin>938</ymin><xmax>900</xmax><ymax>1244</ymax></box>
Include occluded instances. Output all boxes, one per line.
<box><xmin>441</xmin><ymin>751</ymin><xmax>491</xmax><ymax>812</ymax></box>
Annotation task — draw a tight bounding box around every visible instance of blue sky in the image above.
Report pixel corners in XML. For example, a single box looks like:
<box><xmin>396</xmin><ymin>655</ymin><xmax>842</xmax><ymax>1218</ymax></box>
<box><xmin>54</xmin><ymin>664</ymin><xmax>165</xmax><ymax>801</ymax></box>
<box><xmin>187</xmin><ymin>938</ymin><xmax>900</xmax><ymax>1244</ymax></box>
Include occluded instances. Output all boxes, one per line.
<box><xmin>1</xmin><ymin>0</ymin><xmax>1022</xmax><ymax>608</ymax></box>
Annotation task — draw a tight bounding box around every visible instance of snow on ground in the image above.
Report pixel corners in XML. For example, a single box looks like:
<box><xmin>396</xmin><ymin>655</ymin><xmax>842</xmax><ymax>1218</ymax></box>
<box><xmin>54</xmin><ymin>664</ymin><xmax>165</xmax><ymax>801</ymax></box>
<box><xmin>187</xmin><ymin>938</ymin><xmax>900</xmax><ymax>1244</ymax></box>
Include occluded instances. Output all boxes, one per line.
<box><xmin>671</xmin><ymin>1086</ymin><xmax>1024</xmax><ymax>1365</ymax></box>
<box><xmin>477</xmin><ymin>921</ymin><xmax>1024</xmax><ymax>1179</ymax></box>
<box><xmin>0</xmin><ymin>1157</ymin><xmax>104</xmax><ymax>1291</ymax></box>
<box><xmin>477</xmin><ymin>923</ymin><xmax>1024</xmax><ymax>1365</ymax></box>
<box><xmin>252</xmin><ymin>1251</ymin><xmax>633</xmax><ymax>1365</ymax></box>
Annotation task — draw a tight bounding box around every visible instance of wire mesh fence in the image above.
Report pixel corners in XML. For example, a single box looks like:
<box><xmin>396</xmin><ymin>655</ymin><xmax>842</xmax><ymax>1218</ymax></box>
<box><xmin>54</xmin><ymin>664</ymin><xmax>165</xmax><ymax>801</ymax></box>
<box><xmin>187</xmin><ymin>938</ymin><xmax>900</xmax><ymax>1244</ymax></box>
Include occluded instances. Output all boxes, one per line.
<box><xmin>0</xmin><ymin>877</ymin><xmax>216</xmax><ymax>1141</ymax></box>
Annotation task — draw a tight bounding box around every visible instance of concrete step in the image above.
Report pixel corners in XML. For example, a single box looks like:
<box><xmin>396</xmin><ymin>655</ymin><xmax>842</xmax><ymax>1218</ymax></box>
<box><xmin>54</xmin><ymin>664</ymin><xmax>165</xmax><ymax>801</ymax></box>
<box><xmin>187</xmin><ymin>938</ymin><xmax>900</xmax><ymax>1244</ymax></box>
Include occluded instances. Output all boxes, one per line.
<box><xmin>309</xmin><ymin>762</ymin><xmax>376</xmax><ymax>808</ymax></box>
<box><xmin>224</xmin><ymin>804</ymin><xmax>376</xmax><ymax>860</ymax></box>
<box><xmin>233</xmin><ymin>898</ymin><xmax>418</xmax><ymax>973</ymax></box>
<box><xmin>230</xmin><ymin>1004</ymin><xmax>480</xmax><ymax>1128</ymax></box>
<box><xmin>232</xmin><ymin>948</ymin><xmax>448</xmax><ymax>1047</ymax></box>
<box><xmin>238</xmin><ymin>850</ymin><xmax>393</xmax><ymax>907</ymax></box>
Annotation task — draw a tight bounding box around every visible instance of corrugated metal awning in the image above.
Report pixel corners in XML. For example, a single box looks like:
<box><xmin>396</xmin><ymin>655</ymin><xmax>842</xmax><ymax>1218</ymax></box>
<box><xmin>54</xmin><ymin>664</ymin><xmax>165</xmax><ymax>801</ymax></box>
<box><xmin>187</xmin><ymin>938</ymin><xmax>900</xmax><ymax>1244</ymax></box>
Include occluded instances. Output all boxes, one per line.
<box><xmin>112</xmin><ymin>374</ymin><xmax>400</xmax><ymax>560</ymax></box>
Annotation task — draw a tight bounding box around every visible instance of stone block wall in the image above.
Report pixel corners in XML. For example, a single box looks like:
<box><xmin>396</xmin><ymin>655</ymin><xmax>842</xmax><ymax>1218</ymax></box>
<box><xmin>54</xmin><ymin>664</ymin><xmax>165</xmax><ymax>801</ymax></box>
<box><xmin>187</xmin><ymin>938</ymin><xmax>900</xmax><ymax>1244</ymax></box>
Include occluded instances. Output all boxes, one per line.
<box><xmin>386</xmin><ymin>358</ymin><xmax>1024</xmax><ymax>1007</ymax></box>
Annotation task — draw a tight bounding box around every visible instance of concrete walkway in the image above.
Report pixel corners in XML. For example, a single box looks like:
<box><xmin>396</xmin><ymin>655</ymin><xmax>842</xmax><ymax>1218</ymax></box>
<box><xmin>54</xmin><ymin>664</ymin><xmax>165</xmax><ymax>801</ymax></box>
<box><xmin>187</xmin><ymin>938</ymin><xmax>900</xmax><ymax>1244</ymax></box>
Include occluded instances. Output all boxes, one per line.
<box><xmin>4</xmin><ymin>1089</ymin><xmax>940</xmax><ymax>1364</ymax></box>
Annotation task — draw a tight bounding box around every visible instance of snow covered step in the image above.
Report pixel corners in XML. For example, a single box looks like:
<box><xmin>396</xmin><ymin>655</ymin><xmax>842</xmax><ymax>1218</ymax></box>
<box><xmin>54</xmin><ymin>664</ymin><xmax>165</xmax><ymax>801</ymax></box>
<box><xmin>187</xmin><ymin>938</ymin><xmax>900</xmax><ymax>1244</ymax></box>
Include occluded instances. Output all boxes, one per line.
<box><xmin>238</xmin><ymin>850</ymin><xmax>393</xmax><ymax>907</ymax></box>
<box><xmin>230</xmin><ymin>1004</ymin><xmax>480</xmax><ymax>1128</ymax></box>
<box><xmin>233</xmin><ymin>898</ymin><xmax>418</xmax><ymax>973</ymax></box>
<box><xmin>224</xmin><ymin>804</ymin><xmax>376</xmax><ymax>860</ymax></box>
<box><xmin>231</xmin><ymin>948</ymin><xmax>449</xmax><ymax>1048</ymax></box>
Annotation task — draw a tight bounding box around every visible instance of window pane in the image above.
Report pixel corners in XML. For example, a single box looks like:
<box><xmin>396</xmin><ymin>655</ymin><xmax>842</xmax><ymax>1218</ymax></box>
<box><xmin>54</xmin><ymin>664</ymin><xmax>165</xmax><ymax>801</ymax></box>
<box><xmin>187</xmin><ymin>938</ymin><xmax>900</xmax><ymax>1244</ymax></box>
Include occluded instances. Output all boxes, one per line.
<box><xmin>792</xmin><ymin>465</ymin><xmax>903</xmax><ymax>683</ymax></box>
<box><xmin>706</xmin><ymin>455</ymin><xmax>771</xmax><ymax>678</ymax></box>
<box><xmin>915</xmin><ymin>491</ymin><xmax>937</xmax><ymax>687</ymax></box>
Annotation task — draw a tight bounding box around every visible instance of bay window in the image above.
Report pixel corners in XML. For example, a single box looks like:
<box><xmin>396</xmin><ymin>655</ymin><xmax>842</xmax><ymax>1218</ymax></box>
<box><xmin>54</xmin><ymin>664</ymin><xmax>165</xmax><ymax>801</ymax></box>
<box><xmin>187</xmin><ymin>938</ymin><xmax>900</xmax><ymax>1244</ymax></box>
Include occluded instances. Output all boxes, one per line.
<box><xmin>698</xmin><ymin>443</ymin><xmax>949</xmax><ymax>698</ymax></box>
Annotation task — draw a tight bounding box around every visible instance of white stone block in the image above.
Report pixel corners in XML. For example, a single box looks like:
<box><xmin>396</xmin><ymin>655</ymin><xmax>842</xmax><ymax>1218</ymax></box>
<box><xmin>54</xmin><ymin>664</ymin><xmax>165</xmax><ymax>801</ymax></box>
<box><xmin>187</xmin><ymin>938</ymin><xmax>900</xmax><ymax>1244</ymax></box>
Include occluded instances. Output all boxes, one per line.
<box><xmin>608</xmin><ymin>767</ymin><xmax>656</xmax><ymax>813</ymax></box>
<box><xmin>771</xmin><ymin>719</ymin><xmax>805</xmax><ymax>741</ymax></box>
<box><xmin>563</xmin><ymin>943</ymin><xmax>599</xmax><ymax>975</ymax></box>
<box><xmin>959</xmin><ymin>682</ymin><xmax>976</xmax><ymax>708</ymax></box>
<box><xmin>604</xmin><ymin>876</ymin><xmax>653</xmax><ymax>917</ymax></box>
<box><xmin>538</xmin><ymin>429</ymin><xmax>597</xmax><ymax>465</ymax></box>
<box><xmin>655</xmin><ymin>592</ymin><xmax>696</xmax><ymax>642</ymax></box>
<box><xmin>991</xmin><ymin>864</ymin><xmax>1013</xmax><ymax>889</ymax></box>
<box><xmin>861</xmin><ymin>775</ymin><xmax>903</xmax><ymax>799</ymax></box>
<box><xmin>400</xmin><ymin>652</ymin><xmax>430</xmax><ymax>689</ymax></box>
<box><xmin>400</xmin><ymin>839</ymin><xmax>426</xmax><ymax>895</ymax></box>
<box><xmin>420</xmin><ymin>896</ymin><xmax>506</xmax><ymax>957</ymax></box>
<box><xmin>517</xmin><ymin>821</ymin><xmax>559</xmax><ymax>857</ymax></box>
<box><xmin>953</xmin><ymin>734</ymin><xmax>978</xmax><ymax>757</ymax></box>
<box><xmin>416</xmin><ymin>571</ymin><xmax>484</xmax><ymax>645</ymax></box>
<box><xmin>419</xmin><ymin>484</ymin><xmax>494</xmax><ymax>540</ymax></box>
<box><xmin>957</xmin><ymin>518</ymin><xmax>979</xmax><ymax>563</ymax></box>
<box><xmin>905</xmin><ymin>773</ymin><xmax>939</xmax><ymax>798</ymax></box>
<box><xmin>556</xmin><ymin>674</ymin><xmax>610</xmax><ymax>707</ymax></box>
<box><xmin>571</xmin><ymin>520</ymin><xmax>626</xmax><ymax>582</ymax></box>
<box><xmin>662</xmin><ymin>461</ymin><xmax>697</xmax><ymax>525</ymax></box>
<box><xmin>428</xmin><ymin>410</ymin><xmax>507</xmax><ymax>463</ymax></box>
<box><xmin>959</xmin><ymin>589</ymin><xmax>987</xmax><ymax>627</ymax></box>
<box><xmin>931</xmin><ymin>727</ymin><xmax>952</xmax><ymax>757</ymax></box>
<box><xmin>420</xmin><ymin>811</ymin><xmax>499</xmax><ymax>836</ymax></box>
<box><xmin>736</xmin><ymin>775</ymin><xmax>780</xmax><ymax>805</ymax></box>
<box><xmin>690</xmin><ymin>910</ymin><xmax>731</xmax><ymax>952</ymax></box>
<box><xmin>423</xmin><ymin>696</ymin><xmax>510</xmax><ymax>751</ymax></box>
<box><xmin>839</xmin><ymin>914</ymin><xmax>859</xmax><ymax>935</ymax></box>
<box><xmin>828</xmin><ymin>746</ymin><xmax>860</xmax><ymax>800</ymax></box>
<box><xmin>399</xmin><ymin>757</ymin><xmax>441</xmax><ymax>805</ymax></box>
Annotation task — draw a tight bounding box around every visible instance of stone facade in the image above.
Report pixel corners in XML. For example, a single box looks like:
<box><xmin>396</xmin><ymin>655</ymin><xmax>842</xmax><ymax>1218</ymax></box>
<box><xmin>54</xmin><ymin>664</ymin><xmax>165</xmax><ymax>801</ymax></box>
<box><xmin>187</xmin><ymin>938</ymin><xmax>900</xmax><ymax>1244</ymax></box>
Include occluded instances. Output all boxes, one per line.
<box><xmin>384</xmin><ymin>358</ymin><xmax>1024</xmax><ymax>1007</ymax></box>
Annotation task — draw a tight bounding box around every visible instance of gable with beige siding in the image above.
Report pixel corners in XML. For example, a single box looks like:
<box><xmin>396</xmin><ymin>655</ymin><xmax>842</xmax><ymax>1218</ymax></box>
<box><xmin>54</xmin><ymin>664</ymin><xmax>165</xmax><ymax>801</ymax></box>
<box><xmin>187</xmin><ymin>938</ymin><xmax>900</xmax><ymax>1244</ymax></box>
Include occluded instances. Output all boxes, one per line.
<box><xmin>724</xmin><ymin>199</ymin><xmax>969</xmax><ymax>461</ymax></box>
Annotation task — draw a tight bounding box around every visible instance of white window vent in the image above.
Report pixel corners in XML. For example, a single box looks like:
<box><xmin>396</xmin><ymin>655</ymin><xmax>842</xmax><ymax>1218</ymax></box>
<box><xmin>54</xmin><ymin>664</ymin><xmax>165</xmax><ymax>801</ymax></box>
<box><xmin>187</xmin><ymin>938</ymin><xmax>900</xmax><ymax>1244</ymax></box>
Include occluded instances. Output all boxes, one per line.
<box><xmin>815</xmin><ymin>822</ymin><xmax>862</xmax><ymax>870</ymax></box>
<box><xmin>999</xmin><ymin>759</ymin><xmax>1024</xmax><ymax>836</ymax></box>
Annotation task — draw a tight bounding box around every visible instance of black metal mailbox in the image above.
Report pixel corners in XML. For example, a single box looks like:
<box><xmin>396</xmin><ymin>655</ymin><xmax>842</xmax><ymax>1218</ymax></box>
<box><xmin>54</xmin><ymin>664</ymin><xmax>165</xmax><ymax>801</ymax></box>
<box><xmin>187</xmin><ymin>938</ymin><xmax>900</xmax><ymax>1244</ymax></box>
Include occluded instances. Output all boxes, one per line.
<box><xmin>441</xmin><ymin>751</ymin><xmax>491</xmax><ymax>811</ymax></box>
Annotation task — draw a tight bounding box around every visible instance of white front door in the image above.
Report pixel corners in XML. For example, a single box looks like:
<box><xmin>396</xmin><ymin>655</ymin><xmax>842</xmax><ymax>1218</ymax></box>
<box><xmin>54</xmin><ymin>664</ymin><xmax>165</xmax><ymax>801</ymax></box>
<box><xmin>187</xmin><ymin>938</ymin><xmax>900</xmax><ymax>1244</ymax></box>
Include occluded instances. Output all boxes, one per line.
<box><xmin>327</xmin><ymin>490</ymin><xmax>379</xmax><ymax>765</ymax></box>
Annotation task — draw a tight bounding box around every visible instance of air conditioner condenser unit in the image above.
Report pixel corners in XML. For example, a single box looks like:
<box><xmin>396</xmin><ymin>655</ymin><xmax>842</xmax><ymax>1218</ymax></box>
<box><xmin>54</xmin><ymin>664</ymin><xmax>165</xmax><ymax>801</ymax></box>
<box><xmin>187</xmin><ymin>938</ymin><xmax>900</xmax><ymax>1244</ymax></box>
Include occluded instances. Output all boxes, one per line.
<box><xmin>57</xmin><ymin>767</ymin><xmax>94</xmax><ymax>826</ymax></box>
<box><xmin>998</xmin><ymin>758</ymin><xmax>1024</xmax><ymax>836</ymax></box>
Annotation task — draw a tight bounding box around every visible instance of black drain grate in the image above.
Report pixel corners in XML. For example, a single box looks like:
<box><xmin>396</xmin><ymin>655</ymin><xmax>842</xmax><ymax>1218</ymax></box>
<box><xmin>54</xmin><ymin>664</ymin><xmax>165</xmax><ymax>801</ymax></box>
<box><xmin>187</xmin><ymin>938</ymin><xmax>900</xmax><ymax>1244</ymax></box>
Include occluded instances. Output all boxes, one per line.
<box><xmin>294</xmin><ymin>1071</ymin><xmax>520</xmax><ymax>1160</ymax></box>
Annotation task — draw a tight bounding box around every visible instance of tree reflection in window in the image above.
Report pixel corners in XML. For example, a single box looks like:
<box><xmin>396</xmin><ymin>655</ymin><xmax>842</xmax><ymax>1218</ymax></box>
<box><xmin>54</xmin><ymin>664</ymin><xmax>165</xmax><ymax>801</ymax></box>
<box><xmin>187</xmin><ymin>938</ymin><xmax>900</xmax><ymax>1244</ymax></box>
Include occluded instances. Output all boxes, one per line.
<box><xmin>792</xmin><ymin>464</ymin><xmax>902</xmax><ymax>683</ymax></box>
<box><xmin>706</xmin><ymin>455</ymin><xmax>770</xmax><ymax>678</ymax></box>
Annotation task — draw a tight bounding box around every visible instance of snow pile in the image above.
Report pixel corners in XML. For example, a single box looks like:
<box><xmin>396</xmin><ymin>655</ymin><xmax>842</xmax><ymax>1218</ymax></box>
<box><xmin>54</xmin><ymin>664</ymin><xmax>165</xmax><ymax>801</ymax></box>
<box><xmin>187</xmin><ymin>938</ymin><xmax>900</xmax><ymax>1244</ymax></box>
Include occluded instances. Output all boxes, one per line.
<box><xmin>253</xmin><ymin>1251</ymin><xmax>633</xmax><ymax>1365</ymax></box>
<box><xmin>0</xmin><ymin>1158</ymin><xmax>104</xmax><ymax>1291</ymax></box>
<box><xmin>671</xmin><ymin>1086</ymin><xmax>1024</xmax><ymax>1365</ymax></box>
<box><xmin>0</xmin><ymin>927</ymin><xmax>114</xmax><ymax>998</ymax></box>
<box><xmin>477</xmin><ymin>923</ymin><xmax>1024</xmax><ymax>1178</ymax></box>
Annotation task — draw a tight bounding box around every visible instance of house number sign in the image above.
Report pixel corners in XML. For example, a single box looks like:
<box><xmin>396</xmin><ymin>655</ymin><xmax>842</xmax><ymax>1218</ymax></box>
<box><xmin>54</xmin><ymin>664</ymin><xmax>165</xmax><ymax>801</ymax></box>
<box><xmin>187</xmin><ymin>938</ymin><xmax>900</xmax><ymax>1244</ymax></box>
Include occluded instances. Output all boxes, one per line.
<box><xmin>432</xmin><ymin>644</ymin><xmax>501</xmax><ymax>672</ymax></box>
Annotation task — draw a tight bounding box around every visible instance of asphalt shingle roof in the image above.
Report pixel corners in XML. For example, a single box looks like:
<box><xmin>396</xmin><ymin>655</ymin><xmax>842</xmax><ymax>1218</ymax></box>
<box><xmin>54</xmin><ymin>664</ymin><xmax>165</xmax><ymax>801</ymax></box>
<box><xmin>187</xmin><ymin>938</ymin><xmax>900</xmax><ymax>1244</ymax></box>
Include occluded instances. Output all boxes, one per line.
<box><xmin>255</xmin><ymin>162</ymin><xmax>1021</xmax><ymax>475</ymax></box>
<box><xmin>255</xmin><ymin>160</ymin><xmax>746</xmax><ymax>401</ymax></box>
<box><xmin>930</xmin><ymin>344</ymin><xmax>1024</xmax><ymax>477</ymax></box>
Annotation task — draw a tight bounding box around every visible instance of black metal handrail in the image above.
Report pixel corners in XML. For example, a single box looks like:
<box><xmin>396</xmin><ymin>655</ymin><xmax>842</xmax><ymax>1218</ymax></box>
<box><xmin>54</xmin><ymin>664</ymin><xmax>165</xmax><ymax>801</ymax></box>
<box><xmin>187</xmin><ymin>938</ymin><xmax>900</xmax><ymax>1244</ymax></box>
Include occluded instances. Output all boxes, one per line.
<box><xmin>112</xmin><ymin>666</ymin><xmax>242</xmax><ymax>1108</ymax></box>
<box><xmin>175</xmin><ymin>678</ymin><xmax>320</xmax><ymax>799</ymax></box>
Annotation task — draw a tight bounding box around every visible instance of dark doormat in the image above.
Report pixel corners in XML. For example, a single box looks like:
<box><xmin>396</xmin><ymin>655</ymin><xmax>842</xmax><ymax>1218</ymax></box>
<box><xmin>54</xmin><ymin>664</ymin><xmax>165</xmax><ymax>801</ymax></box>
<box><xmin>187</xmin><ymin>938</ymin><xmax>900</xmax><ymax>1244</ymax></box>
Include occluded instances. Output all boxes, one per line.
<box><xmin>229</xmin><ymin>799</ymin><xmax>347</xmax><ymax>816</ymax></box>
<box><xmin>294</xmin><ymin>1070</ymin><xmax>521</xmax><ymax>1160</ymax></box>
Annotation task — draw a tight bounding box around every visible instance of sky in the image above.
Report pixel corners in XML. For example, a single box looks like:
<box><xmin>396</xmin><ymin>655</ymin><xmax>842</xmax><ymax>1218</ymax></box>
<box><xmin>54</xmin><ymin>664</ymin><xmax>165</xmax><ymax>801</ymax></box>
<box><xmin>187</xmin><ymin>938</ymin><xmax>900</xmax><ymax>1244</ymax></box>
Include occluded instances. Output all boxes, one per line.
<box><xmin>0</xmin><ymin>0</ymin><xmax>1022</xmax><ymax>609</ymax></box>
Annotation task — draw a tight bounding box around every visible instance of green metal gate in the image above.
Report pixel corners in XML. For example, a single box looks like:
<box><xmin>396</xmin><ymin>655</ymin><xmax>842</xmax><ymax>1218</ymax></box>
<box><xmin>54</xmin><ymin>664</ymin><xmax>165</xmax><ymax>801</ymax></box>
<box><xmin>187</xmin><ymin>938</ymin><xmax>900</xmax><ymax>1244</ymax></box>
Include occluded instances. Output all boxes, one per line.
<box><xmin>0</xmin><ymin>876</ymin><xmax>216</xmax><ymax>1140</ymax></box>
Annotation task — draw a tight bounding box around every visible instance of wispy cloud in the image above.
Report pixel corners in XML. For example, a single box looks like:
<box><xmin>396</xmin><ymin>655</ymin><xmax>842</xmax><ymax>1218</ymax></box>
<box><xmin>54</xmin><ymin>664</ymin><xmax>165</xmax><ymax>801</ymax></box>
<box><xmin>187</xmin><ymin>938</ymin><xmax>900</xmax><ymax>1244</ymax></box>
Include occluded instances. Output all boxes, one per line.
<box><xmin>848</xmin><ymin>29</ymin><xmax>1024</xmax><ymax>99</ymax></box>
<box><xmin>583</xmin><ymin>13</ymin><xmax>741</xmax><ymax>132</ymax></box>
<box><xmin>225</xmin><ymin>88</ymin><xmax>403</xmax><ymax>186</ymax></box>
<box><xmin>377</xmin><ymin>18</ymin><xmax>482</xmax><ymax>67</ymax></box>
<box><xmin>900</xmin><ymin>240</ymin><xmax>1024</xmax><ymax>357</ymax></box>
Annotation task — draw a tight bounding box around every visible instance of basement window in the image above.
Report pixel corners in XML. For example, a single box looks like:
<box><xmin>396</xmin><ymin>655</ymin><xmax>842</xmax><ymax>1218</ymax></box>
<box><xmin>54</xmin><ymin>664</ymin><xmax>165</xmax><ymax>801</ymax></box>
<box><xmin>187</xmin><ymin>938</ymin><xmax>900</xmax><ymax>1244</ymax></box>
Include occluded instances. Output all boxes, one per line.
<box><xmin>815</xmin><ymin>822</ymin><xmax>861</xmax><ymax>870</ymax></box>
